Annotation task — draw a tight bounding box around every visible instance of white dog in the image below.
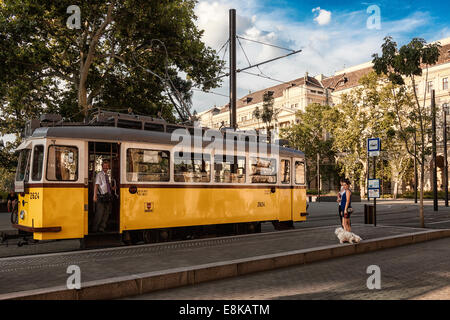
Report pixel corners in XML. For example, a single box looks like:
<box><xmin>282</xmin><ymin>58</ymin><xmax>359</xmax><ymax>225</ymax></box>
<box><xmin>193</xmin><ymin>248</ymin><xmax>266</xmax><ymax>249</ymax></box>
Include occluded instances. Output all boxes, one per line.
<box><xmin>334</xmin><ymin>227</ymin><xmax>362</xmax><ymax>244</ymax></box>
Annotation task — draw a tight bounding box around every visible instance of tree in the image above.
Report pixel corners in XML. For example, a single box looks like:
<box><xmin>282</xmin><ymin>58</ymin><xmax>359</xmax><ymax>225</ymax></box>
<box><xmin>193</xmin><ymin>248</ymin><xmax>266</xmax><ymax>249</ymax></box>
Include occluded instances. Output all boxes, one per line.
<box><xmin>281</xmin><ymin>103</ymin><xmax>337</xmax><ymax>190</ymax></box>
<box><xmin>372</xmin><ymin>36</ymin><xmax>441</xmax><ymax>227</ymax></box>
<box><xmin>330</xmin><ymin>71</ymin><xmax>399</xmax><ymax>196</ymax></box>
<box><xmin>252</xmin><ymin>91</ymin><xmax>279</xmax><ymax>139</ymax></box>
<box><xmin>0</xmin><ymin>0</ymin><xmax>224</xmax><ymax>135</ymax></box>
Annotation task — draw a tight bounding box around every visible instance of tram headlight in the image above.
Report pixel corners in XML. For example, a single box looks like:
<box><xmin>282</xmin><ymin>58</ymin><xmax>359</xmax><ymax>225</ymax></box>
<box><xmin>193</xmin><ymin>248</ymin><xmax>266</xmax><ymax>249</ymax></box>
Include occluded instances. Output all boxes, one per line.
<box><xmin>20</xmin><ymin>210</ymin><xmax>26</xmax><ymax>220</ymax></box>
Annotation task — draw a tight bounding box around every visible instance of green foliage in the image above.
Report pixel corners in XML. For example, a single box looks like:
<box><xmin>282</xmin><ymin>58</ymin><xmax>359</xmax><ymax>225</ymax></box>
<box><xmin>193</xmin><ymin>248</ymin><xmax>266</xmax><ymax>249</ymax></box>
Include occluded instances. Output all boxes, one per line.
<box><xmin>0</xmin><ymin>0</ymin><xmax>224</xmax><ymax>137</ymax></box>
<box><xmin>372</xmin><ymin>36</ymin><xmax>440</xmax><ymax>166</ymax></box>
<box><xmin>372</xmin><ymin>36</ymin><xmax>441</xmax><ymax>224</ymax></box>
<box><xmin>281</xmin><ymin>103</ymin><xmax>337</xmax><ymax>186</ymax></box>
<box><xmin>372</xmin><ymin>37</ymin><xmax>441</xmax><ymax>85</ymax></box>
<box><xmin>252</xmin><ymin>91</ymin><xmax>279</xmax><ymax>133</ymax></box>
<box><xmin>400</xmin><ymin>191</ymin><xmax>447</xmax><ymax>199</ymax></box>
<box><xmin>0</xmin><ymin>166</ymin><xmax>15</xmax><ymax>192</ymax></box>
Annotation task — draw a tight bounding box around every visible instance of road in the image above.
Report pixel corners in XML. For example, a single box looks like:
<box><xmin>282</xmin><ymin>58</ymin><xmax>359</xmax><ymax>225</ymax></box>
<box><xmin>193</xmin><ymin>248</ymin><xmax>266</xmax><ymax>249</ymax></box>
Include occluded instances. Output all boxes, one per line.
<box><xmin>1</xmin><ymin>199</ymin><xmax>450</xmax><ymax>257</ymax></box>
<box><xmin>129</xmin><ymin>237</ymin><xmax>450</xmax><ymax>300</ymax></box>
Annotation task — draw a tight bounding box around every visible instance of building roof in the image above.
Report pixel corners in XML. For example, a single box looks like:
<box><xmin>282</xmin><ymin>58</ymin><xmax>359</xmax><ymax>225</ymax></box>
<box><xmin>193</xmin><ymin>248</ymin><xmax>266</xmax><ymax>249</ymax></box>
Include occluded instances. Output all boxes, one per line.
<box><xmin>217</xmin><ymin>75</ymin><xmax>323</xmax><ymax>115</ymax></box>
<box><xmin>322</xmin><ymin>67</ymin><xmax>374</xmax><ymax>92</ymax></box>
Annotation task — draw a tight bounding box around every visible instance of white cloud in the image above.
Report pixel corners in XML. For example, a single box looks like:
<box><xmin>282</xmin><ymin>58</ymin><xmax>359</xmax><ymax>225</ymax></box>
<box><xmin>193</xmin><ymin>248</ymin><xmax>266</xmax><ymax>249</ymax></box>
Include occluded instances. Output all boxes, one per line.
<box><xmin>312</xmin><ymin>7</ymin><xmax>332</xmax><ymax>26</ymax></box>
<box><xmin>191</xmin><ymin>1</ymin><xmax>432</xmax><ymax>113</ymax></box>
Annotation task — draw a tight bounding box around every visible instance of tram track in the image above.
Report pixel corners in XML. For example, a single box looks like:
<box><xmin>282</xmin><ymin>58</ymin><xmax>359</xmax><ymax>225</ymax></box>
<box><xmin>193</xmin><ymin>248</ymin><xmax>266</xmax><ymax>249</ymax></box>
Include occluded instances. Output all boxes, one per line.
<box><xmin>0</xmin><ymin>226</ymin><xmax>322</xmax><ymax>271</ymax></box>
<box><xmin>0</xmin><ymin>205</ymin><xmax>448</xmax><ymax>259</ymax></box>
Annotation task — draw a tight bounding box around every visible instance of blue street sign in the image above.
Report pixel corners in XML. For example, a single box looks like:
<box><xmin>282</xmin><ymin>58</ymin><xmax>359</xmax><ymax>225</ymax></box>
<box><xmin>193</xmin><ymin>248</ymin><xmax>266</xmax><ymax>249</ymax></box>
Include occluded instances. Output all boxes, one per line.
<box><xmin>368</xmin><ymin>138</ymin><xmax>381</xmax><ymax>157</ymax></box>
<box><xmin>368</xmin><ymin>179</ymin><xmax>380</xmax><ymax>189</ymax></box>
<box><xmin>368</xmin><ymin>189</ymin><xmax>380</xmax><ymax>198</ymax></box>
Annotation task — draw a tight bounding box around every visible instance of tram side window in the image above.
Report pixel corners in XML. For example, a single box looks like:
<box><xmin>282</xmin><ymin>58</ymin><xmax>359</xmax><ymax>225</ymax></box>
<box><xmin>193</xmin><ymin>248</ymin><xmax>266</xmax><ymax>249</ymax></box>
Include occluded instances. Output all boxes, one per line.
<box><xmin>15</xmin><ymin>149</ymin><xmax>31</xmax><ymax>181</ymax></box>
<box><xmin>31</xmin><ymin>145</ymin><xmax>44</xmax><ymax>181</ymax></box>
<box><xmin>214</xmin><ymin>155</ymin><xmax>246</xmax><ymax>183</ymax></box>
<box><xmin>126</xmin><ymin>149</ymin><xmax>169</xmax><ymax>182</ymax></box>
<box><xmin>250</xmin><ymin>157</ymin><xmax>277</xmax><ymax>184</ymax></box>
<box><xmin>174</xmin><ymin>152</ymin><xmax>211</xmax><ymax>183</ymax></box>
<box><xmin>281</xmin><ymin>159</ymin><xmax>291</xmax><ymax>184</ymax></box>
<box><xmin>46</xmin><ymin>146</ymin><xmax>78</xmax><ymax>181</ymax></box>
<box><xmin>295</xmin><ymin>160</ymin><xmax>305</xmax><ymax>185</ymax></box>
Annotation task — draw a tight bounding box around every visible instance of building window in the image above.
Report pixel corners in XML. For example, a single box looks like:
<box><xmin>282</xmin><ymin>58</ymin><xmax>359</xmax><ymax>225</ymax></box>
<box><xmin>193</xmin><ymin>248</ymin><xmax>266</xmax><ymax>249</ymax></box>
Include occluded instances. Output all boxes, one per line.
<box><xmin>427</xmin><ymin>81</ymin><xmax>433</xmax><ymax>93</ymax></box>
<box><xmin>126</xmin><ymin>149</ymin><xmax>170</xmax><ymax>182</ymax></box>
<box><xmin>444</xmin><ymin>78</ymin><xmax>449</xmax><ymax>91</ymax></box>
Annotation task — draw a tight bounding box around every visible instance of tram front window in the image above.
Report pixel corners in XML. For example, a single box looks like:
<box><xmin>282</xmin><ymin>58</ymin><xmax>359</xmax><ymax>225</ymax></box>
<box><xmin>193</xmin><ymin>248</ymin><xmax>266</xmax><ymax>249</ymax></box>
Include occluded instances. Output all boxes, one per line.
<box><xmin>15</xmin><ymin>149</ymin><xmax>31</xmax><ymax>181</ymax></box>
<box><xmin>32</xmin><ymin>145</ymin><xmax>44</xmax><ymax>181</ymax></box>
<box><xmin>46</xmin><ymin>145</ymin><xmax>78</xmax><ymax>181</ymax></box>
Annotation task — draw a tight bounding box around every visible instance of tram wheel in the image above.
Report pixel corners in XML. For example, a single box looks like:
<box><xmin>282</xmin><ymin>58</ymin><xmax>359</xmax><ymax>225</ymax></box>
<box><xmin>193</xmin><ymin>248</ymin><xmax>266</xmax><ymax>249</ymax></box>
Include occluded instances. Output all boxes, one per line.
<box><xmin>10</xmin><ymin>203</ymin><xmax>18</xmax><ymax>225</ymax></box>
<box><xmin>142</xmin><ymin>230</ymin><xmax>156</xmax><ymax>244</ymax></box>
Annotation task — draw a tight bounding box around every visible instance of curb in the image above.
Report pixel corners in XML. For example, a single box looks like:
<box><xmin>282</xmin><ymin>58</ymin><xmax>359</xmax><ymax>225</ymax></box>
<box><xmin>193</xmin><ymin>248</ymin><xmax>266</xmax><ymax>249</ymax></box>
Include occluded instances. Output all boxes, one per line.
<box><xmin>2</xmin><ymin>228</ymin><xmax>450</xmax><ymax>300</ymax></box>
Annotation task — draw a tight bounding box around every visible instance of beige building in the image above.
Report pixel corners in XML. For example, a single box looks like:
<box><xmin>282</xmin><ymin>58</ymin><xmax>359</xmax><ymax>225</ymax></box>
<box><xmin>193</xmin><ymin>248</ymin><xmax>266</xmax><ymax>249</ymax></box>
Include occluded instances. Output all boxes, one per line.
<box><xmin>198</xmin><ymin>37</ymin><xmax>450</xmax><ymax>192</ymax></box>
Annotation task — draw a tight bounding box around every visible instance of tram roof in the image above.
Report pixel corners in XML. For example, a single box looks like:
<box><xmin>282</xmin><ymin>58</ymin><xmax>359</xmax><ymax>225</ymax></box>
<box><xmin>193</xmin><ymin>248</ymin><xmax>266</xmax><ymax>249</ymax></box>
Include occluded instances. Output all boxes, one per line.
<box><xmin>29</xmin><ymin>126</ymin><xmax>304</xmax><ymax>158</ymax></box>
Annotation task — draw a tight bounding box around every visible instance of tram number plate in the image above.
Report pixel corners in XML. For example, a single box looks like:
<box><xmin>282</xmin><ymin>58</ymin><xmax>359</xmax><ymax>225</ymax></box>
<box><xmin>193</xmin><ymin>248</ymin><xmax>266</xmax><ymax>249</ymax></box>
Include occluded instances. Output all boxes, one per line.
<box><xmin>144</xmin><ymin>202</ymin><xmax>154</xmax><ymax>213</ymax></box>
<box><xmin>30</xmin><ymin>192</ymin><xmax>40</xmax><ymax>200</ymax></box>
<box><xmin>257</xmin><ymin>202</ymin><xmax>265</xmax><ymax>208</ymax></box>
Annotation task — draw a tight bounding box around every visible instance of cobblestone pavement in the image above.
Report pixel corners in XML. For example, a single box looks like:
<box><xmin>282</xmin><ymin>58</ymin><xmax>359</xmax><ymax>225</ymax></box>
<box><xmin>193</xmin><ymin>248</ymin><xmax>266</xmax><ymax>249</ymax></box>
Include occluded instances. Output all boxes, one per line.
<box><xmin>131</xmin><ymin>237</ymin><xmax>450</xmax><ymax>300</ymax></box>
<box><xmin>0</xmin><ymin>224</ymin><xmax>428</xmax><ymax>295</ymax></box>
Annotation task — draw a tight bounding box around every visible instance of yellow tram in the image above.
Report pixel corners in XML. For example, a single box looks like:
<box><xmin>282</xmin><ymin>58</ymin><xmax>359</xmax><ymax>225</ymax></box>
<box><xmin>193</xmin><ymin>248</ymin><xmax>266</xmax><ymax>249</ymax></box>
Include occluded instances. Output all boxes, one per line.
<box><xmin>13</xmin><ymin>112</ymin><xmax>307</xmax><ymax>245</ymax></box>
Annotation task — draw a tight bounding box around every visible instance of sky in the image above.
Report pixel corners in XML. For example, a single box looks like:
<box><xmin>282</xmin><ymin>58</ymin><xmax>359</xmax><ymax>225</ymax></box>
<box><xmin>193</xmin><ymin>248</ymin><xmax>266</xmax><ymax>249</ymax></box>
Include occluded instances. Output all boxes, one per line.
<box><xmin>191</xmin><ymin>0</ymin><xmax>450</xmax><ymax>113</ymax></box>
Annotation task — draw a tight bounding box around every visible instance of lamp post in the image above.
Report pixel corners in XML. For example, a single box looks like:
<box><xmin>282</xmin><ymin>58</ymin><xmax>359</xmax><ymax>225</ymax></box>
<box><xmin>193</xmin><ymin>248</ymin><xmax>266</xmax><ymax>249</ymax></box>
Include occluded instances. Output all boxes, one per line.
<box><xmin>443</xmin><ymin>103</ymin><xmax>449</xmax><ymax>207</ymax></box>
<box><xmin>432</xmin><ymin>90</ymin><xmax>438</xmax><ymax>211</ymax></box>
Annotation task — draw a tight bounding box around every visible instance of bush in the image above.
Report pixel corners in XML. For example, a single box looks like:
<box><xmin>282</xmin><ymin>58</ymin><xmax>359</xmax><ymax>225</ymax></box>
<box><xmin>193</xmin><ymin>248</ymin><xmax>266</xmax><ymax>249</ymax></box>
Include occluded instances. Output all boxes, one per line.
<box><xmin>0</xmin><ymin>191</ymin><xmax>8</xmax><ymax>202</ymax></box>
<box><xmin>400</xmin><ymin>191</ymin><xmax>448</xmax><ymax>199</ymax></box>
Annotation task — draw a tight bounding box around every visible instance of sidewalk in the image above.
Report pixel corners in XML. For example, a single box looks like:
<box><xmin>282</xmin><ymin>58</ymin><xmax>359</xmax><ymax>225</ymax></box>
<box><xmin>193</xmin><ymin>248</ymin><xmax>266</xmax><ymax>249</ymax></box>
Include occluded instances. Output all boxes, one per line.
<box><xmin>1</xmin><ymin>224</ymin><xmax>449</xmax><ymax>300</ymax></box>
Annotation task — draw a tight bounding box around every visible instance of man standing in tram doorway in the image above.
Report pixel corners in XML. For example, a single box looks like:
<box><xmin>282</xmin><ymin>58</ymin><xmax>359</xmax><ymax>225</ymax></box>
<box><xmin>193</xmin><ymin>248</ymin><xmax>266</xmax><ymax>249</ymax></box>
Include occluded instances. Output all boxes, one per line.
<box><xmin>93</xmin><ymin>160</ymin><xmax>115</xmax><ymax>233</ymax></box>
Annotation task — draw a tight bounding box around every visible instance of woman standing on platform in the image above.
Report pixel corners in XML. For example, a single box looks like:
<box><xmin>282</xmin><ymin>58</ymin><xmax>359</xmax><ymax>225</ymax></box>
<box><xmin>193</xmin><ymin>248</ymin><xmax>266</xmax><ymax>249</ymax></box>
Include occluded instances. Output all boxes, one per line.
<box><xmin>336</xmin><ymin>179</ymin><xmax>345</xmax><ymax>227</ymax></box>
<box><xmin>340</xmin><ymin>179</ymin><xmax>353</xmax><ymax>232</ymax></box>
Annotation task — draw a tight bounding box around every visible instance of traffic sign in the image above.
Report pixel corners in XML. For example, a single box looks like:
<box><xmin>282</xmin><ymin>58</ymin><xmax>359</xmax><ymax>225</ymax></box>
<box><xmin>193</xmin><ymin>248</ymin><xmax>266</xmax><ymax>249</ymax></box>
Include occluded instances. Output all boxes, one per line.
<box><xmin>368</xmin><ymin>179</ymin><xmax>380</xmax><ymax>189</ymax></box>
<box><xmin>368</xmin><ymin>138</ymin><xmax>381</xmax><ymax>157</ymax></box>
<box><xmin>368</xmin><ymin>189</ymin><xmax>380</xmax><ymax>198</ymax></box>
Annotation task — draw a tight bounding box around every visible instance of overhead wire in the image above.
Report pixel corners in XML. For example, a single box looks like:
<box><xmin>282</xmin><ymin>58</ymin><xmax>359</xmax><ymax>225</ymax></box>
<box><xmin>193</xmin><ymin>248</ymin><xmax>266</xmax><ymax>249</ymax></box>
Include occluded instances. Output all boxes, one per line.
<box><xmin>236</xmin><ymin>35</ymin><xmax>295</xmax><ymax>53</ymax></box>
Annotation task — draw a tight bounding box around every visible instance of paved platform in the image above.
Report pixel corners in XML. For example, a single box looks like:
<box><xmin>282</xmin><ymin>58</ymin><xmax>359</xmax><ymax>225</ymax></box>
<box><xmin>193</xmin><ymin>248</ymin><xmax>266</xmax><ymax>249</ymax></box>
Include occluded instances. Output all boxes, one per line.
<box><xmin>131</xmin><ymin>237</ymin><xmax>450</xmax><ymax>300</ymax></box>
<box><xmin>0</xmin><ymin>224</ymin><xmax>449</xmax><ymax>300</ymax></box>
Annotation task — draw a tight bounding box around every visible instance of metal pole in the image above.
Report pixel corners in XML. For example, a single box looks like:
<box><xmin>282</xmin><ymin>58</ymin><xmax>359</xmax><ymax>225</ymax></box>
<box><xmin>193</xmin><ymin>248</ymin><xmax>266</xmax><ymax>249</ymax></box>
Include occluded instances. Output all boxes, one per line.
<box><xmin>444</xmin><ymin>104</ymin><xmax>449</xmax><ymax>207</ymax></box>
<box><xmin>432</xmin><ymin>89</ymin><xmax>438</xmax><ymax>211</ymax></box>
<box><xmin>367</xmin><ymin>152</ymin><xmax>370</xmax><ymax>201</ymax></box>
<box><xmin>229</xmin><ymin>9</ymin><xmax>237</xmax><ymax>130</ymax></box>
<box><xmin>373</xmin><ymin>155</ymin><xmax>376</xmax><ymax>226</ymax></box>
<box><xmin>317</xmin><ymin>153</ymin><xmax>320</xmax><ymax>201</ymax></box>
<box><xmin>414</xmin><ymin>133</ymin><xmax>418</xmax><ymax>204</ymax></box>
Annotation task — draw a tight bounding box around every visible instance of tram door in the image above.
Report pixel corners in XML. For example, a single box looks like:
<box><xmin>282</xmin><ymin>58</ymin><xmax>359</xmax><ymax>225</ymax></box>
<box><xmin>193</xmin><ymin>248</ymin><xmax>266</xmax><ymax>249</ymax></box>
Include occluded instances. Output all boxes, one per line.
<box><xmin>279</xmin><ymin>158</ymin><xmax>292</xmax><ymax>221</ymax></box>
<box><xmin>88</xmin><ymin>142</ymin><xmax>121</xmax><ymax>234</ymax></box>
